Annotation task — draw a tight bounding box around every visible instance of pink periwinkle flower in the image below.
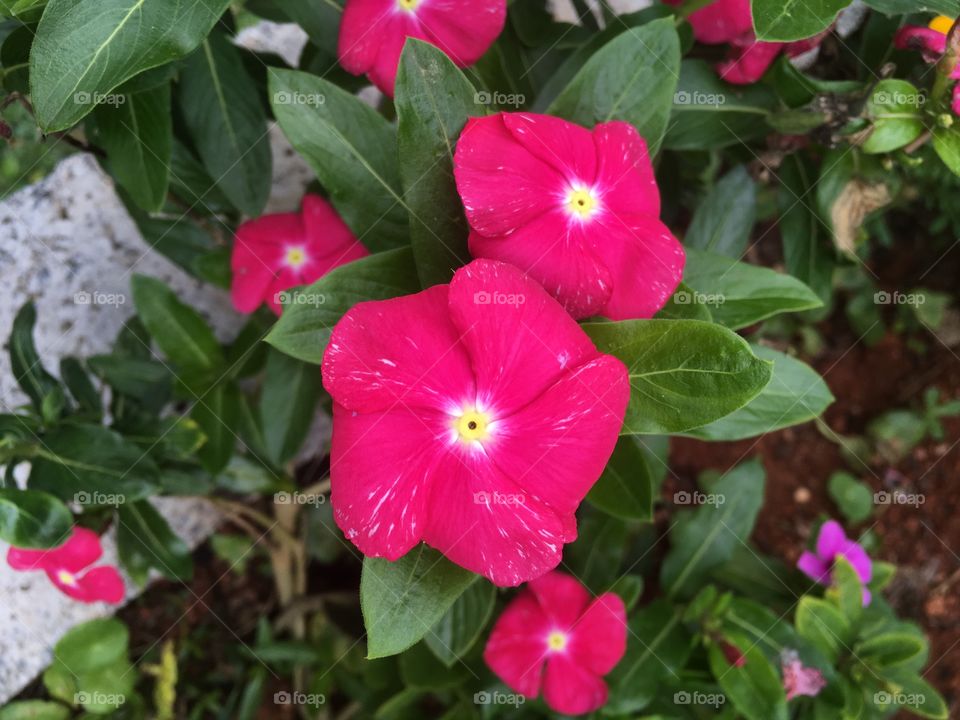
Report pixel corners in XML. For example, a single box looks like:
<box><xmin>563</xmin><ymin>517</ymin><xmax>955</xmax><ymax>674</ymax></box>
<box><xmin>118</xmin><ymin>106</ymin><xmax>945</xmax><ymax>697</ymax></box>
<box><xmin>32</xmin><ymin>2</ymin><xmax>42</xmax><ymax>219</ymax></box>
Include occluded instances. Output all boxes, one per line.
<box><xmin>231</xmin><ymin>194</ymin><xmax>368</xmax><ymax>316</ymax></box>
<box><xmin>338</xmin><ymin>0</ymin><xmax>506</xmax><ymax>97</ymax></box>
<box><xmin>7</xmin><ymin>527</ymin><xmax>125</xmax><ymax>604</ymax></box>
<box><xmin>453</xmin><ymin>112</ymin><xmax>684</xmax><ymax>321</ymax></box>
<box><xmin>797</xmin><ymin>520</ymin><xmax>872</xmax><ymax>605</ymax></box>
<box><xmin>321</xmin><ymin>259</ymin><xmax>629</xmax><ymax>586</ymax></box>
<box><xmin>666</xmin><ymin>0</ymin><xmax>829</xmax><ymax>84</ymax></box>
<box><xmin>781</xmin><ymin>649</ymin><xmax>827</xmax><ymax>701</ymax></box>
<box><xmin>483</xmin><ymin>572</ymin><xmax>627</xmax><ymax>715</ymax></box>
<box><xmin>894</xmin><ymin>16</ymin><xmax>960</xmax><ymax>115</ymax></box>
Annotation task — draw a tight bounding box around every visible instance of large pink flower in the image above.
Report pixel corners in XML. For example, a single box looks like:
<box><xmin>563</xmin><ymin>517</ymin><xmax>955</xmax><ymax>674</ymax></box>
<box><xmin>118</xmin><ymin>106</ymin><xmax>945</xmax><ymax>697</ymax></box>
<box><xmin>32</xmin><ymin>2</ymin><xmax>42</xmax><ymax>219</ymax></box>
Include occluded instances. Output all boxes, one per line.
<box><xmin>231</xmin><ymin>194</ymin><xmax>368</xmax><ymax>315</ymax></box>
<box><xmin>484</xmin><ymin>572</ymin><xmax>627</xmax><ymax>715</ymax></box>
<box><xmin>453</xmin><ymin>112</ymin><xmax>684</xmax><ymax>321</ymax></box>
<box><xmin>321</xmin><ymin>259</ymin><xmax>629</xmax><ymax>586</ymax></box>
<box><xmin>338</xmin><ymin>0</ymin><xmax>506</xmax><ymax>97</ymax></box>
<box><xmin>7</xmin><ymin>527</ymin><xmax>125</xmax><ymax>604</ymax></box>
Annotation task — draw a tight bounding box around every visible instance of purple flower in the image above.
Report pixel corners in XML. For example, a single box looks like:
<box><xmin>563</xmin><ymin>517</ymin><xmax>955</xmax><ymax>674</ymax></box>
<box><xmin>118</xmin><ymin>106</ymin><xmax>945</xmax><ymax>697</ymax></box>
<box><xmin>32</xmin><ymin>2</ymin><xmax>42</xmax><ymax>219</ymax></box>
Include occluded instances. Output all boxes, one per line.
<box><xmin>797</xmin><ymin>520</ymin><xmax>873</xmax><ymax>605</ymax></box>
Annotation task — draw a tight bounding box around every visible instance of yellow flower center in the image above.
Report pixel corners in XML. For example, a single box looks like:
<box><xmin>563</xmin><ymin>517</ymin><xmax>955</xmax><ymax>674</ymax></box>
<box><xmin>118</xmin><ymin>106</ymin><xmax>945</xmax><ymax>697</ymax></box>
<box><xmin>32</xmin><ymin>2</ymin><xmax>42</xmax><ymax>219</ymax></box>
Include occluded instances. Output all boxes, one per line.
<box><xmin>56</xmin><ymin>570</ymin><xmax>77</xmax><ymax>586</ymax></box>
<box><xmin>455</xmin><ymin>409</ymin><xmax>489</xmax><ymax>443</ymax></box>
<box><xmin>397</xmin><ymin>0</ymin><xmax>419</xmax><ymax>10</ymax></box>
<box><xmin>547</xmin><ymin>631</ymin><xmax>568</xmax><ymax>652</ymax></box>
<box><xmin>566</xmin><ymin>188</ymin><xmax>597</xmax><ymax>218</ymax></box>
<box><xmin>929</xmin><ymin>15</ymin><xmax>955</xmax><ymax>35</ymax></box>
<box><xmin>285</xmin><ymin>247</ymin><xmax>307</xmax><ymax>268</ymax></box>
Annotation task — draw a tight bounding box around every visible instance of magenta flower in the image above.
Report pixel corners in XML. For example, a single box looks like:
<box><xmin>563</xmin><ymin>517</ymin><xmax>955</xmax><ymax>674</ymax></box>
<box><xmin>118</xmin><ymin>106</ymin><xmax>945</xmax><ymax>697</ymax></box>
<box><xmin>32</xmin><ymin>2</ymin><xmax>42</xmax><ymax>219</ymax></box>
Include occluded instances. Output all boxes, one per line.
<box><xmin>337</xmin><ymin>0</ymin><xmax>506</xmax><ymax>97</ymax></box>
<box><xmin>231</xmin><ymin>194</ymin><xmax>368</xmax><ymax>315</ymax></box>
<box><xmin>894</xmin><ymin>17</ymin><xmax>960</xmax><ymax>115</ymax></box>
<box><xmin>484</xmin><ymin>572</ymin><xmax>627</xmax><ymax>715</ymax></box>
<box><xmin>322</xmin><ymin>259</ymin><xmax>629</xmax><ymax>586</ymax></box>
<box><xmin>666</xmin><ymin>0</ymin><xmax>827</xmax><ymax>84</ymax></box>
<box><xmin>797</xmin><ymin>520</ymin><xmax>872</xmax><ymax>605</ymax></box>
<box><xmin>453</xmin><ymin>112</ymin><xmax>684</xmax><ymax>321</ymax></box>
<box><xmin>781</xmin><ymin>649</ymin><xmax>827</xmax><ymax>700</ymax></box>
<box><xmin>7</xmin><ymin>527</ymin><xmax>125</xmax><ymax>604</ymax></box>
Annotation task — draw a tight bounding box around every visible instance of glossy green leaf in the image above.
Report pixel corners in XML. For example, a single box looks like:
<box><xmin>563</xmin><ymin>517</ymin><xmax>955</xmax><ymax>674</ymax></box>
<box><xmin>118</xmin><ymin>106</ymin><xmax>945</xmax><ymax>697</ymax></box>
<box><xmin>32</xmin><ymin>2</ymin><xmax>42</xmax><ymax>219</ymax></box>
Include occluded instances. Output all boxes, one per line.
<box><xmin>751</xmin><ymin>0</ymin><xmax>848</xmax><ymax>42</ymax></box>
<box><xmin>30</xmin><ymin>0</ymin><xmax>231</xmax><ymax>131</ymax></box>
<box><xmin>587</xmin><ymin>435</ymin><xmax>655</xmax><ymax>521</ymax></box>
<box><xmin>685</xmin><ymin>165</ymin><xmax>756</xmax><ymax>257</ymax></box>
<box><xmin>583</xmin><ymin>320</ymin><xmax>773</xmax><ymax>434</ymax></box>
<box><xmin>260</xmin><ymin>348</ymin><xmax>321</xmax><ymax>465</ymax></box>
<box><xmin>0</xmin><ymin>488</ymin><xmax>72</xmax><ymax>548</ymax></box>
<box><xmin>933</xmin><ymin>123</ymin><xmax>960</xmax><ymax>177</ymax></box>
<box><xmin>9</xmin><ymin>302</ymin><xmax>60</xmax><ymax>413</ymax></box>
<box><xmin>117</xmin><ymin>499</ymin><xmax>193</xmax><ymax>585</ymax></box>
<box><xmin>424</xmin><ymin>580</ymin><xmax>496</xmax><ymax>667</ymax></box>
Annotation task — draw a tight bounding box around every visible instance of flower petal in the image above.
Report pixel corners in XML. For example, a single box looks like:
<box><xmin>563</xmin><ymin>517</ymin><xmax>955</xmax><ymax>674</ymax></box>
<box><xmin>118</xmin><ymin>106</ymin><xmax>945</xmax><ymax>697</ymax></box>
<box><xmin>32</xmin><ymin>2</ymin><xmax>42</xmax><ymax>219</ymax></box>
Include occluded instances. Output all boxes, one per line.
<box><xmin>9</xmin><ymin>527</ymin><xmax>104</xmax><ymax>573</ymax></box>
<box><xmin>542</xmin><ymin>653</ymin><xmax>609</xmax><ymax>715</ymax></box>
<box><xmin>593</xmin><ymin>121</ymin><xmax>660</xmax><ymax>217</ymax></box>
<box><xmin>491</xmin><ymin>355</ymin><xmax>629</xmax><ymax>519</ymax></box>
<box><xmin>685</xmin><ymin>0</ymin><xmax>754</xmax><ymax>44</ymax></box>
<box><xmin>816</xmin><ymin>520</ymin><xmax>848</xmax><ymax>560</ymax></box>
<box><xmin>569</xmin><ymin>593</ymin><xmax>627</xmax><ymax>675</ymax></box>
<box><xmin>838</xmin><ymin>540</ymin><xmax>872</xmax><ymax>584</ymax></box>
<box><xmin>301</xmin><ymin>194</ymin><xmax>369</xmax><ymax>268</ymax></box>
<box><xmin>502</xmin><ymin>113</ymin><xmax>598</xmax><ymax>185</ymax></box>
<box><xmin>72</xmin><ymin>566</ymin><xmax>125</xmax><ymax>604</ymax></box>
<box><xmin>446</xmin><ymin>259</ymin><xmax>600</xmax><ymax>413</ymax></box>
<box><xmin>322</xmin><ymin>285</ymin><xmax>475</xmax><ymax>413</ymax></box>
<box><xmin>231</xmin><ymin>214</ymin><xmax>301</xmax><ymax>313</ymax></box>
<box><xmin>797</xmin><ymin>551</ymin><xmax>830</xmax><ymax>583</ymax></box>
<box><xmin>417</xmin><ymin>0</ymin><xmax>507</xmax><ymax>66</ymax></box>
<box><xmin>454</xmin><ymin>114</ymin><xmax>564</xmax><ymax>237</ymax></box>
<box><xmin>528</xmin><ymin>572</ymin><xmax>591</xmax><ymax>627</ymax></box>
<box><xmin>717</xmin><ymin>39</ymin><xmax>783</xmax><ymax>84</ymax></box>
<box><xmin>894</xmin><ymin>26</ymin><xmax>947</xmax><ymax>60</ymax></box>
<box><xmin>368</xmin><ymin>13</ymin><xmax>421</xmax><ymax>96</ymax></box>
<box><xmin>338</xmin><ymin>0</ymin><xmax>394</xmax><ymax>76</ymax></box>
<box><xmin>483</xmin><ymin>590</ymin><xmax>551</xmax><ymax>698</ymax></box>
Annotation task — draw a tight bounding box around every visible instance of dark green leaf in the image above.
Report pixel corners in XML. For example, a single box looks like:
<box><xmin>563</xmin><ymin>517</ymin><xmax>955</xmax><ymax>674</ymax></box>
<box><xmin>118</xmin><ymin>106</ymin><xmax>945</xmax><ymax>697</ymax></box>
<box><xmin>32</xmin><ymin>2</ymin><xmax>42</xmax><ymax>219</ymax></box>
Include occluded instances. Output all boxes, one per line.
<box><xmin>796</xmin><ymin>596</ymin><xmax>850</xmax><ymax>661</ymax></box>
<box><xmin>685</xmin><ymin>165</ymin><xmax>756</xmax><ymax>257</ymax></box>
<box><xmin>779</xmin><ymin>155</ymin><xmax>834</xmax><ymax>304</ymax></box>
<box><xmin>117</xmin><ymin>499</ymin><xmax>193</xmax><ymax>585</ymax></box>
<box><xmin>708</xmin><ymin>641</ymin><xmax>787</xmax><ymax>720</ymax></box>
<box><xmin>587</xmin><ymin>435</ymin><xmax>655</xmax><ymax>521</ymax></box>
<box><xmin>0</xmin><ymin>488</ymin><xmax>72</xmax><ymax>548</ymax></box>
<box><xmin>863</xmin><ymin>0</ymin><xmax>958</xmax><ymax>14</ymax></box>
<box><xmin>751</xmin><ymin>0</ymin><xmax>848</xmax><ymax>42</ymax></box>
<box><xmin>655</xmin><ymin>281</ymin><xmax>714</xmax><ymax>321</ymax></box>
<box><xmin>9</xmin><ymin>302</ymin><xmax>60</xmax><ymax>413</ymax></box>
<box><xmin>191</xmin><ymin>381</ymin><xmax>241</xmax><ymax>474</ymax></box>
<box><xmin>59</xmin><ymin>356</ymin><xmax>100</xmax><ymax>416</ymax></box>
<box><xmin>424</xmin><ymin>580</ymin><xmax>496</xmax><ymax>667</ymax></box>
<box><xmin>933</xmin><ymin>123</ymin><xmax>960</xmax><ymax>177</ymax></box>
<box><xmin>260</xmin><ymin>348</ymin><xmax>321</xmax><ymax>465</ymax></box>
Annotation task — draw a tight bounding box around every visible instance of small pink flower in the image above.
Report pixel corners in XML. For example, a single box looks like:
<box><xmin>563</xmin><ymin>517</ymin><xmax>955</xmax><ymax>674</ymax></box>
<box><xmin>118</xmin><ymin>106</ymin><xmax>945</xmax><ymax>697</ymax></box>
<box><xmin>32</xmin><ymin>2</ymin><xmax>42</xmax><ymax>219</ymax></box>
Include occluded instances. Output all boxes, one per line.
<box><xmin>338</xmin><ymin>0</ymin><xmax>506</xmax><ymax>97</ymax></box>
<box><xmin>781</xmin><ymin>649</ymin><xmax>827</xmax><ymax>700</ymax></box>
<box><xmin>231</xmin><ymin>194</ymin><xmax>368</xmax><ymax>315</ymax></box>
<box><xmin>797</xmin><ymin>520</ymin><xmax>873</xmax><ymax>605</ymax></box>
<box><xmin>484</xmin><ymin>572</ymin><xmax>627</xmax><ymax>715</ymax></box>
<box><xmin>894</xmin><ymin>16</ymin><xmax>960</xmax><ymax>115</ymax></box>
<box><xmin>7</xmin><ymin>527</ymin><xmax>125</xmax><ymax>604</ymax></box>
<box><xmin>453</xmin><ymin>112</ymin><xmax>684</xmax><ymax>321</ymax></box>
<box><xmin>322</xmin><ymin>259</ymin><xmax>629</xmax><ymax>586</ymax></box>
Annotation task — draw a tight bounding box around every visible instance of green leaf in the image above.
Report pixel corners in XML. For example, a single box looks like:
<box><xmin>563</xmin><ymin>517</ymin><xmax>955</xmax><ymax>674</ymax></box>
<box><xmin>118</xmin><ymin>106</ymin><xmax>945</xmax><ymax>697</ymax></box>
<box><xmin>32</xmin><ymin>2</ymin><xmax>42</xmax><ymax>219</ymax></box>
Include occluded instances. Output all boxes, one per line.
<box><xmin>685</xmin><ymin>165</ymin><xmax>756</xmax><ymax>257</ymax></box>
<box><xmin>664</xmin><ymin>59</ymin><xmax>776</xmax><ymax>150</ymax></box>
<box><xmin>269</xmin><ymin>68</ymin><xmax>408</xmax><ymax>251</ymax></box>
<box><xmin>933</xmin><ymin>123</ymin><xmax>960</xmax><ymax>177</ymax></box>
<box><xmin>191</xmin><ymin>381</ymin><xmax>240</xmax><ymax>474</ymax></box>
<box><xmin>29</xmin><ymin>0</ymin><xmax>231</xmax><ymax>131</ymax></box>
<box><xmin>0</xmin><ymin>701</ymin><xmax>70</xmax><ymax>720</ymax></box>
<box><xmin>9</xmin><ymin>302</ymin><xmax>60</xmax><ymax>413</ymax></box>
<box><xmin>779</xmin><ymin>155</ymin><xmax>834</xmax><ymax>304</ymax></box>
<box><xmin>567</xmin><ymin>513</ymin><xmax>627</xmax><ymax>592</ymax></box>
<box><xmin>29</xmin><ymin>424</ymin><xmax>158</xmax><ymax>503</ymax></box>
<box><xmin>604</xmin><ymin>599</ymin><xmax>694</xmax><ymax>714</ymax></box>
<box><xmin>0</xmin><ymin>488</ymin><xmax>72</xmax><ymax>548</ymax></box>
<box><xmin>708</xmin><ymin>641</ymin><xmax>788</xmax><ymax>720</ymax></box>
<box><xmin>857</xmin><ymin>632</ymin><xmax>926</xmax><ymax>670</ymax></box>
<box><xmin>395</xmin><ymin>39</ymin><xmax>474</xmax><ymax>287</ymax></box>
<box><xmin>583</xmin><ymin>320</ymin><xmax>773</xmax><ymax>434</ymax></box>
<box><xmin>686</xmin><ymin>345</ymin><xmax>834</xmax><ymax>441</ymax></box>
<box><xmin>874</xmin><ymin>672</ymin><xmax>948</xmax><ymax>719</ymax></box>
<box><xmin>55</xmin><ymin>617</ymin><xmax>128</xmax><ymax>670</ymax></box>
<box><xmin>587</xmin><ymin>435</ymin><xmax>655</xmax><ymax>521</ymax></box>
<box><xmin>863</xmin><ymin>0</ymin><xmax>959</xmax><ymax>14</ymax></box>
<box><xmin>265</xmin><ymin>247</ymin><xmax>421</xmax><ymax>364</ymax></box>
<box><xmin>59</xmin><ymin>357</ymin><xmax>100</xmax><ymax>417</ymax></box>
<box><xmin>361</xmin><ymin>545</ymin><xmax>478</xmax><ymax>659</ymax></box>
<box><xmin>91</xmin><ymin>83</ymin><xmax>171</xmax><ymax>211</ymax></box>
<box><xmin>88</xmin><ymin>354</ymin><xmax>172</xmax><ymax>411</ymax></box>
<box><xmin>117</xmin><ymin>499</ymin><xmax>193</xmax><ymax>585</ymax></box>
<box><xmin>424</xmin><ymin>580</ymin><xmax>496</xmax><ymax>667</ymax></box>
<box><xmin>548</xmin><ymin>17</ymin><xmax>680</xmax><ymax>152</ymax></box>
<box><xmin>131</xmin><ymin>274</ymin><xmax>223</xmax><ymax>375</ymax></box>
<box><xmin>751</xmin><ymin>0</ymin><xmax>848</xmax><ymax>42</ymax></box>
<box><xmin>179</xmin><ymin>30</ymin><xmax>272</xmax><ymax>217</ymax></box>
<box><xmin>260</xmin><ymin>347</ymin><xmax>321</xmax><ymax>465</ymax></box>
<box><xmin>399</xmin><ymin>642</ymin><xmax>470</xmax><ymax>689</ymax></box>
<box><xmin>861</xmin><ymin>80</ymin><xmax>925</xmax><ymax>155</ymax></box>
<box><xmin>684</xmin><ymin>248</ymin><xmax>823</xmax><ymax>329</ymax></box>
<box><xmin>656</xmin><ymin>281</ymin><xmax>714</xmax><ymax>321</ymax></box>
<box><xmin>796</xmin><ymin>596</ymin><xmax>850</xmax><ymax>662</ymax></box>
<box><xmin>660</xmin><ymin>459</ymin><xmax>766</xmax><ymax>598</ymax></box>
<box><xmin>829</xmin><ymin>556</ymin><xmax>864</xmax><ymax>626</ymax></box>
<box><xmin>827</xmin><ymin>472</ymin><xmax>873</xmax><ymax>523</ymax></box>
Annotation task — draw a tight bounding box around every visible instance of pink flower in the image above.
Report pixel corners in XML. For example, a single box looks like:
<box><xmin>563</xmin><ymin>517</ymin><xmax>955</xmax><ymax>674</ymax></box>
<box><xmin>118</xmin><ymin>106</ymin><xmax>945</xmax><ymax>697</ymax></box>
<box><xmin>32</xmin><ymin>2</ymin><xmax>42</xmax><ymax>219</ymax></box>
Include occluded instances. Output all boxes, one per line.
<box><xmin>321</xmin><ymin>259</ymin><xmax>629</xmax><ymax>586</ymax></box>
<box><xmin>453</xmin><ymin>112</ymin><xmax>684</xmax><ymax>321</ymax></box>
<box><xmin>666</xmin><ymin>0</ymin><xmax>828</xmax><ymax>84</ymax></box>
<box><xmin>781</xmin><ymin>649</ymin><xmax>827</xmax><ymax>700</ymax></box>
<box><xmin>797</xmin><ymin>520</ymin><xmax>872</xmax><ymax>605</ymax></box>
<box><xmin>338</xmin><ymin>0</ymin><xmax>506</xmax><ymax>97</ymax></box>
<box><xmin>7</xmin><ymin>527</ymin><xmax>125</xmax><ymax>604</ymax></box>
<box><xmin>894</xmin><ymin>16</ymin><xmax>960</xmax><ymax>115</ymax></box>
<box><xmin>231</xmin><ymin>194</ymin><xmax>368</xmax><ymax>315</ymax></box>
<box><xmin>483</xmin><ymin>572</ymin><xmax>627</xmax><ymax>715</ymax></box>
